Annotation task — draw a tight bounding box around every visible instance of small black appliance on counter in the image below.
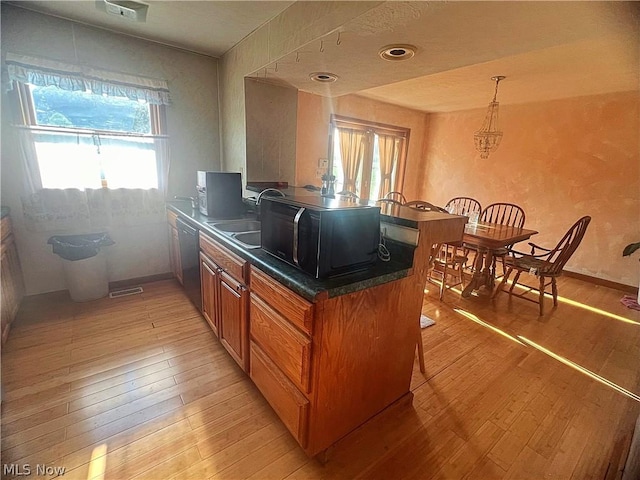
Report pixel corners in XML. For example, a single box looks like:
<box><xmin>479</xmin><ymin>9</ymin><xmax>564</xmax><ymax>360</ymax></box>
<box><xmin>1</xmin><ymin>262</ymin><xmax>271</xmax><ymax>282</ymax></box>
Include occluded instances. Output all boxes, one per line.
<box><xmin>196</xmin><ymin>171</ymin><xmax>244</xmax><ymax>218</ymax></box>
<box><xmin>260</xmin><ymin>196</ymin><xmax>380</xmax><ymax>279</ymax></box>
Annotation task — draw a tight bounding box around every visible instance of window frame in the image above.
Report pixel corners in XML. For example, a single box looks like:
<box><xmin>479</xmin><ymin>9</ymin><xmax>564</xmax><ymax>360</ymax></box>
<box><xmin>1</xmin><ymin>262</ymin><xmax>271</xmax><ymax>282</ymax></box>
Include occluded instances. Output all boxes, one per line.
<box><xmin>328</xmin><ymin>114</ymin><xmax>410</xmax><ymax>201</ymax></box>
<box><xmin>17</xmin><ymin>82</ymin><xmax>166</xmax><ymax>136</ymax></box>
<box><xmin>13</xmin><ymin>81</ymin><xmax>168</xmax><ymax>190</ymax></box>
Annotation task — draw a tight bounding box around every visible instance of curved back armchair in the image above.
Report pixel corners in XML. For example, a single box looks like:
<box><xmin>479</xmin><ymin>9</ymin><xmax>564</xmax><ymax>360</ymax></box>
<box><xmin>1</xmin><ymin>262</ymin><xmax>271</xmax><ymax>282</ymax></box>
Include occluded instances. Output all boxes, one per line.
<box><xmin>383</xmin><ymin>191</ymin><xmax>407</xmax><ymax>204</ymax></box>
<box><xmin>445</xmin><ymin>197</ymin><xmax>481</xmax><ymax>217</ymax></box>
<box><xmin>481</xmin><ymin>203</ymin><xmax>525</xmax><ymax>229</ymax></box>
<box><xmin>338</xmin><ymin>190</ymin><xmax>359</xmax><ymax>202</ymax></box>
<box><xmin>377</xmin><ymin>198</ymin><xmax>403</xmax><ymax>207</ymax></box>
<box><xmin>493</xmin><ymin>216</ymin><xmax>591</xmax><ymax>315</ymax></box>
<box><xmin>476</xmin><ymin>202</ymin><xmax>526</xmax><ymax>277</ymax></box>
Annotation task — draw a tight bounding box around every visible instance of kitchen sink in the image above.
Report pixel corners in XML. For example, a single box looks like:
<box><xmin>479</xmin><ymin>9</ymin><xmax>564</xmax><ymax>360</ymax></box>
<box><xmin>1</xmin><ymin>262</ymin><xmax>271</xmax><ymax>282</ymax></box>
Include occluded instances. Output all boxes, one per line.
<box><xmin>207</xmin><ymin>220</ymin><xmax>261</xmax><ymax>233</ymax></box>
<box><xmin>208</xmin><ymin>220</ymin><xmax>261</xmax><ymax>249</ymax></box>
<box><xmin>233</xmin><ymin>231</ymin><xmax>261</xmax><ymax>249</ymax></box>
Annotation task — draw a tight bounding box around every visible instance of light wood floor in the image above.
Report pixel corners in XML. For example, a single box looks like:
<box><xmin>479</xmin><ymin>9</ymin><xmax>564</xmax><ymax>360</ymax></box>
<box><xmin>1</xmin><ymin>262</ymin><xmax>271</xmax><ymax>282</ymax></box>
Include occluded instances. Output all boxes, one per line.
<box><xmin>1</xmin><ymin>276</ymin><xmax>639</xmax><ymax>479</ymax></box>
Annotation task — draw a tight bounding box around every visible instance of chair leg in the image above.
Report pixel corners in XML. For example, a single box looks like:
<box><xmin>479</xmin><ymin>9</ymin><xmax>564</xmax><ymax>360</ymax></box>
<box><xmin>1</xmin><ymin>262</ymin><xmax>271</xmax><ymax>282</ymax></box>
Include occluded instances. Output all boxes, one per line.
<box><xmin>551</xmin><ymin>277</ymin><xmax>558</xmax><ymax>306</ymax></box>
<box><xmin>439</xmin><ymin>253</ymin><xmax>448</xmax><ymax>300</ymax></box>
<box><xmin>416</xmin><ymin>334</ymin><xmax>426</xmax><ymax>373</ymax></box>
<box><xmin>492</xmin><ymin>266</ymin><xmax>512</xmax><ymax>298</ymax></box>
<box><xmin>509</xmin><ymin>270</ymin><xmax>522</xmax><ymax>296</ymax></box>
<box><xmin>539</xmin><ymin>275</ymin><xmax>546</xmax><ymax>316</ymax></box>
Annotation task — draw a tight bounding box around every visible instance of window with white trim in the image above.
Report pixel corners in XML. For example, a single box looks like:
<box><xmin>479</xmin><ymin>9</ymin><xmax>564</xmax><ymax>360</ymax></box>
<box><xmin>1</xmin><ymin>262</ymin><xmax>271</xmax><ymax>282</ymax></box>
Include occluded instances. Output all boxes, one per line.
<box><xmin>17</xmin><ymin>82</ymin><xmax>166</xmax><ymax>190</ymax></box>
<box><xmin>6</xmin><ymin>53</ymin><xmax>171</xmax><ymax>193</ymax></box>
<box><xmin>328</xmin><ymin>115</ymin><xmax>409</xmax><ymax>201</ymax></box>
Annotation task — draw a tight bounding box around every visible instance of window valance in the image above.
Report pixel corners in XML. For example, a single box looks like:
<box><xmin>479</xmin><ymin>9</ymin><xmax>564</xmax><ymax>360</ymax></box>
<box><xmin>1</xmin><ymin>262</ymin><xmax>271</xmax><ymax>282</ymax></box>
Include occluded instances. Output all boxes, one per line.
<box><xmin>6</xmin><ymin>53</ymin><xmax>171</xmax><ymax>105</ymax></box>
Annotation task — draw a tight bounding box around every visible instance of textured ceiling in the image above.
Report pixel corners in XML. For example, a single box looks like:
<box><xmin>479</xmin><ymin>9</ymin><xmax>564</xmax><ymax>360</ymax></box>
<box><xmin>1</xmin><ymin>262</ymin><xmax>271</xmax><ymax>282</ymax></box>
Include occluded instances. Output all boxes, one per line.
<box><xmin>5</xmin><ymin>0</ymin><xmax>295</xmax><ymax>57</ymax></box>
<box><xmin>251</xmin><ymin>1</ymin><xmax>640</xmax><ymax>111</ymax></box>
<box><xmin>8</xmin><ymin>1</ymin><xmax>640</xmax><ymax>112</ymax></box>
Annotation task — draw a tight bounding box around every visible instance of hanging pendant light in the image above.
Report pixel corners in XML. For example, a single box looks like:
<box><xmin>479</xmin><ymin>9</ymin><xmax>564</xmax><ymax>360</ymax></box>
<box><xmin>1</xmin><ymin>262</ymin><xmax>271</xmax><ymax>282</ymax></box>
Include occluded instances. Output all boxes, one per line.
<box><xmin>474</xmin><ymin>76</ymin><xmax>505</xmax><ymax>159</ymax></box>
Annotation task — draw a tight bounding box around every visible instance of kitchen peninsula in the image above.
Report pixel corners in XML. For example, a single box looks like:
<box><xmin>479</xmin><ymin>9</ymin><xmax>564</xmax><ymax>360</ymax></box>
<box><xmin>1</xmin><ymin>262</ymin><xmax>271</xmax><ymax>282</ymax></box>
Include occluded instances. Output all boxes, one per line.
<box><xmin>167</xmin><ymin>199</ymin><xmax>466</xmax><ymax>457</ymax></box>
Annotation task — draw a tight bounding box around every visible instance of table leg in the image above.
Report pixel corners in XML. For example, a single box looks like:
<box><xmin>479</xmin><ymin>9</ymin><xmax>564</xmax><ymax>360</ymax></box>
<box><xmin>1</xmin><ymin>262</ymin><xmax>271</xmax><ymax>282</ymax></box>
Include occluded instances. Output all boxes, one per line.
<box><xmin>461</xmin><ymin>248</ymin><xmax>486</xmax><ymax>297</ymax></box>
<box><xmin>484</xmin><ymin>250</ymin><xmax>495</xmax><ymax>289</ymax></box>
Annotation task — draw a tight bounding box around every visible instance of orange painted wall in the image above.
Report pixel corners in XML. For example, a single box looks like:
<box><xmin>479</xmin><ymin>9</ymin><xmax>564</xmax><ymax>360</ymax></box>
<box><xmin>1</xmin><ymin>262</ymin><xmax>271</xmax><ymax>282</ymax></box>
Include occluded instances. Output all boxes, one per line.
<box><xmin>296</xmin><ymin>90</ymin><xmax>639</xmax><ymax>286</ymax></box>
<box><xmin>421</xmin><ymin>91</ymin><xmax>640</xmax><ymax>286</ymax></box>
<box><xmin>295</xmin><ymin>91</ymin><xmax>428</xmax><ymax>200</ymax></box>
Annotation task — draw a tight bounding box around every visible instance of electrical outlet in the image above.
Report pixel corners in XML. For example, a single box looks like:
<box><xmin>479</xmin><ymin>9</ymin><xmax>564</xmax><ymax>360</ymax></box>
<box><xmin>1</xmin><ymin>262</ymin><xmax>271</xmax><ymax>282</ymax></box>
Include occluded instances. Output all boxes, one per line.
<box><xmin>315</xmin><ymin>168</ymin><xmax>325</xmax><ymax>179</ymax></box>
<box><xmin>318</xmin><ymin>158</ymin><xmax>328</xmax><ymax>169</ymax></box>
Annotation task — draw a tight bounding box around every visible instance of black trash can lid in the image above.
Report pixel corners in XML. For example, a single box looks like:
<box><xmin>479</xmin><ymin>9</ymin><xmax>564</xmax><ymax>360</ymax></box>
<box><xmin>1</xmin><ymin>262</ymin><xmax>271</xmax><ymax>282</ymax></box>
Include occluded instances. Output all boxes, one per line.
<box><xmin>48</xmin><ymin>233</ymin><xmax>115</xmax><ymax>261</ymax></box>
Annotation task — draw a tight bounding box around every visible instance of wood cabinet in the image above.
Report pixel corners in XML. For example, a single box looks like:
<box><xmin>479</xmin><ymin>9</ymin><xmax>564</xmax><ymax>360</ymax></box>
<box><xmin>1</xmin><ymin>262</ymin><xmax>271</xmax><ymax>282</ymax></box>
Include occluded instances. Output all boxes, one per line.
<box><xmin>167</xmin><ymin>211</ymin><xmax>183</xmax><ymax>284</ymax></box>
<box><xmin>1</xmin><ymin>215</ymin><xmax>24</xmax><ymax>345</ymax></box>
<box><xmin>167</xmin><ymin>205</ymin><xmax>467</xmax><ymax>458</ymax></box>
<box><xmin>250</xmin><ymin>341</ymin><xmax>310</xmax><ymax>446</ymax></box>
<box><xmin>249</xmin><ymin>267</ymin><xmax>314</xmax><ymax>449</ymax></box>
<box><xmin>199</xmin><ymin>232</ymin><xmax>249</xmax><ymax>372</ymax></box>
<box><xmin>199</xmin><ymin>252</ymin><xmax>219</xmax><ymax>336</ymax></box>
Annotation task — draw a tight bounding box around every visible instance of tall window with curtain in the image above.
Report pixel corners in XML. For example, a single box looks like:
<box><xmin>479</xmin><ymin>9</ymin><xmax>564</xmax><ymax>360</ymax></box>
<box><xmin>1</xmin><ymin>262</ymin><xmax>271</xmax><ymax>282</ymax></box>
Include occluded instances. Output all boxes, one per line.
<box><xmin>328</xmin><ymin>115</ymin><xmax>409</xmax><ymax>201</ymax></box>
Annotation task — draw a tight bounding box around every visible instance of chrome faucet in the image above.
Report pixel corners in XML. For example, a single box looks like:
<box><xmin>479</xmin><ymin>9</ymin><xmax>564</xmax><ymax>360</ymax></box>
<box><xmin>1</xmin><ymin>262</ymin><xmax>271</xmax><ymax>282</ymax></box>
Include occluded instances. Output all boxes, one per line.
<box><xmin>255</xmin><ymin>188</ymin><xmax>285</xmax><ymax>206</ymax></box>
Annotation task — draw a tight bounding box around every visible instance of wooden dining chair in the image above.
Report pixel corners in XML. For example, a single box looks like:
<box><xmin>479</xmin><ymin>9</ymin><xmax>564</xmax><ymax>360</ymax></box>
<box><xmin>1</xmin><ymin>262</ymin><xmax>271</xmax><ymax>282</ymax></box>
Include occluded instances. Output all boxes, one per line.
<box><xmin>405</xmin><ymin>200</ymin><xmax>448</xmax><ymax>213</ymax></box>
<box><xmin>427</xmin><ymin>197</ymin><xmax>481</xmax><ymax>299</ymax></box>
<box><xmin>376</xmin><ymin>198</ymin><xmax>403</xmax><ymax>206</ymax></box>
<box><xmin>476</xmin><ymin>202</ymin><xmax>526</xmax><ymax>278</ymax></box>
<box><xmin>445</xmin><ymin>196</ymin><xmax>482</xmax><ymax>217</ymax></box>
<box><xmin>383</xmin><ymin>191</ymin><xmax>407</xmax><ymax>204</ymax></box>
<box><xmin>338</xmin><ymin>191</ymin><xmax>359</xmax><ymax>203</ymax></box>
<box><xmin>492</xmin><ymin>216</ymin><xmax>591</xmax><ymax>315</ymax></box>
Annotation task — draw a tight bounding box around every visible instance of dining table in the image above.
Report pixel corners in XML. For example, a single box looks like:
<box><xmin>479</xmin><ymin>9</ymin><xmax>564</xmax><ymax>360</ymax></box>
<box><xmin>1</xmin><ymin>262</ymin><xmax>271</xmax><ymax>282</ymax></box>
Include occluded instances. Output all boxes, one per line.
<box><xmin>460</xmin><ymin>221</ymin><xmax>539</xmax><ymax>298</ymax></box>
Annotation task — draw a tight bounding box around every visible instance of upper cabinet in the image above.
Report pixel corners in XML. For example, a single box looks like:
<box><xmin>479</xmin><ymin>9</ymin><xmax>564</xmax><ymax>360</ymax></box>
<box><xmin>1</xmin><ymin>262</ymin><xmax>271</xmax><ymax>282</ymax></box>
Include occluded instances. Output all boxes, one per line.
<box><xmin>244</xmin><ymin>78</ymin><xmax>298</xmax><ymax>184</ymax></box>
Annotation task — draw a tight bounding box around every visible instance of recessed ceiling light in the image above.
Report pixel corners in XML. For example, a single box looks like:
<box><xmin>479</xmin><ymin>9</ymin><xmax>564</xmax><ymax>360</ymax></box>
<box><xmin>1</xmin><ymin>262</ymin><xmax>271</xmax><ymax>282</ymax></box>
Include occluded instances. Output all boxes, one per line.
<box><xmin>379</xmin><ymin>45</ymin><xmax>416</xmax><ymax>61</ymax></box>
<box><xmin>310</xmin><ymin>72</ymin><xmax>339</xmax><ymax>83</ymax></box>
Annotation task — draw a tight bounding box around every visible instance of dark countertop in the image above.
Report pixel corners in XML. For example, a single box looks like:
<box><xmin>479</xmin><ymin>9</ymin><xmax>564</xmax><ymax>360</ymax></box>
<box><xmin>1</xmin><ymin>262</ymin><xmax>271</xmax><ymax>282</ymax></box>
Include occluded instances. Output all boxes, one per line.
<box><xmin>167</xmin><ymin>200</ymin><xmax>415</xmax><ymax>302</ymax></box>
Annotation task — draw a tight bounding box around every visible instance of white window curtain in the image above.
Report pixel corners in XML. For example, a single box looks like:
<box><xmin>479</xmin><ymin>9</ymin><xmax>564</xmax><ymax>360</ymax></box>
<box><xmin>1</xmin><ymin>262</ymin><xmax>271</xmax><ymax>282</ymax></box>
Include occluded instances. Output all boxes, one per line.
<box><xmin>17</xmin><ymin>128</ymin><xmax>167</xmax><ymax>192</ymax></box>
<box><xmin>5</xmin><ymin>53</ymin><xmax>171</xmax><ymax>105</ymax></box>
<box><xmin>22</xmin><ymin>188</ymin><xmax>166</xmax><ymax>232</ymax></box>
<box><xmin>17</xmin><ymin>128</ymin><xmax>43</xmax><ymax>194</ymax></box>
<box><xmin>338</xmin><ymin>128</ymin><xmax>368</xmax><ymax>194</ymax></box>
<box><xmin>377</xmin><ymin>134</ymin><xmax>402</xmax><ymax>199</ymax></box>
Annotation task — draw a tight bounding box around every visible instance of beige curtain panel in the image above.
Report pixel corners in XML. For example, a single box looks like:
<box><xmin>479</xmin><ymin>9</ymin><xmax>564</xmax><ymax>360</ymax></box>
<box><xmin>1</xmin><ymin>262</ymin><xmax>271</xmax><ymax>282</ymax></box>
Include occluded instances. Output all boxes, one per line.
<box><xmin>338</xmin><ymin>128</ymin><xmax>367</xmax><ymax>194</ymax></box>
<box><xmin>377</xmin><ymin>134</ymin><xmax>401</xmax><ymax>199</ymax></box>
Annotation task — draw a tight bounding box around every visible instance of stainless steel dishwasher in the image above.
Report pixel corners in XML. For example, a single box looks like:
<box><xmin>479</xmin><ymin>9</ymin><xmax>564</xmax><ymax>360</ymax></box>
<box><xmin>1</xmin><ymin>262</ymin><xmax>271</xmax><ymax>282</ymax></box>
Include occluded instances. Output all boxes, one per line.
<box><xmin>176</xmin><ymin>217</ymin><xmax>202</xmax><ymax>311</ymax></box>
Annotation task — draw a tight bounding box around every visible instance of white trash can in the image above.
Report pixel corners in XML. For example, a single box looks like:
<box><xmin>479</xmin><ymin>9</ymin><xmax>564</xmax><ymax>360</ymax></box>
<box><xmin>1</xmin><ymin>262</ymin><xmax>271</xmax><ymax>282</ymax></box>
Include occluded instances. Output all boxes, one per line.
<box><xmin>61</xmin><ymin>250</ymin><xmax>109</xmax><ymax>302</ymax></box>
<box><xmin>48</xmin><ymin>232</ymin><xmax>114</xmax><ymax>302</ymax></box>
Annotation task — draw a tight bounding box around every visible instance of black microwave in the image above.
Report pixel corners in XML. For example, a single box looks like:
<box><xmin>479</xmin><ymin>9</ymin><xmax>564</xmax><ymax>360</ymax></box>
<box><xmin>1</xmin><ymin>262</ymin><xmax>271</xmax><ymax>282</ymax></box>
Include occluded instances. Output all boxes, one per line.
<box><xmin>260</xmin><ymin>196</ymin><xmax>380</xmax><ymax>278</ymax></box>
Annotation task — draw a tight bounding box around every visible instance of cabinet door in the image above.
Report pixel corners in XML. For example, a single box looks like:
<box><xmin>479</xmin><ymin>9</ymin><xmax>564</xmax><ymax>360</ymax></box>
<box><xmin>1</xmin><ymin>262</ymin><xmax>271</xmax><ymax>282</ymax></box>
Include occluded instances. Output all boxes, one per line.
<box><xmin>169</xmin><ymin>226</ymin><xmax>183</xmax><ymax>284</ymax></box>
<box><xmin>219</xmin><ymin>270</ymin><xmax>248</xmax><ymax>371</ymax></box>
<box><xmin>200</xmin><ymin>253</ymin><xmax>219</xmax><ymax>337</ymax></box>
<box><xmin>1</xmin><ymin>248</ymin><xmax>12</xmax><ymax>343</ymax></box>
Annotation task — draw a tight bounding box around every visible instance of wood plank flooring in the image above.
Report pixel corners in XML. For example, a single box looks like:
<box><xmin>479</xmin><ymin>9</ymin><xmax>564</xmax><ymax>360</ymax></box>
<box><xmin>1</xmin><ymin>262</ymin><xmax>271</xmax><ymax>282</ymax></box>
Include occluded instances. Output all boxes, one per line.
<box><xmin>1</xmin><ymin>276</ymin><xmax>639</xmax><ymax>479</ymax></box>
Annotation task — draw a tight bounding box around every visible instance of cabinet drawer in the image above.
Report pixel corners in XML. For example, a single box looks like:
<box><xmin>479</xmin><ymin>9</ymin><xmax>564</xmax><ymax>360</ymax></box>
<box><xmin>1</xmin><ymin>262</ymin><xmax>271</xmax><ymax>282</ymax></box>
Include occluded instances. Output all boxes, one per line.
<box><xmin>199</xmin><ymin>233</ymin><xmax>247</xmax><ymax>283</ymax></box>
<box><xmin>250</xmin><ymin>295</ymin><xmax>311</xmax><ymax>393</ymax></box>
<box><xmin>250</xmin><ymin>268</ymin><xmax>314</xmax><ymax>335</ymax></box>
<box><xmin>167</xmin><ymin>210</ymin><xmax>179</xmax><ymax>229</ymax></box>
<box><xmin>250</xmin><ymin>342</ymin><xmax>309</xmax><ymax>447</ymax></box>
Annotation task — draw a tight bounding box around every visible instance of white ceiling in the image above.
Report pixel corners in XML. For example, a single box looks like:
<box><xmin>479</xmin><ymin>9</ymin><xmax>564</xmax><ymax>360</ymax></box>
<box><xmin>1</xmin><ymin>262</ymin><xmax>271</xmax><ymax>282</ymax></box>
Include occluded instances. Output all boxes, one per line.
<box><xmin>5</xmin><ymin>0</ymin><xmax>295</xmax><ymax>57</ymax></box>
<box><xmin>8</xmin><ymin>1</ymin><xmax>640</xmax><ymax>112</ymax></box>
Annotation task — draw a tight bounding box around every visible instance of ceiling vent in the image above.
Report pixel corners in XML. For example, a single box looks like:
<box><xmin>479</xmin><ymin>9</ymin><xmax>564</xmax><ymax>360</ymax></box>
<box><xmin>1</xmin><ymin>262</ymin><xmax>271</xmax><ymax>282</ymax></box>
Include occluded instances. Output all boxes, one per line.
<box><xmin>379</xmin><ymin>45</ymin><xmax>416</xmax><ymax>61</ymax></box>
<box><xmin>310</xmin><ymin>72</ymin><xmax>339</xmax><ymax>83</ymax></box>
<box><xmin>97</xmin><ymin>0</ymin><xmax>149</xmax><ymax>22</ymax></box>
